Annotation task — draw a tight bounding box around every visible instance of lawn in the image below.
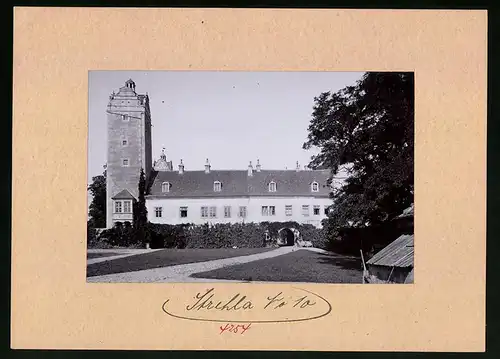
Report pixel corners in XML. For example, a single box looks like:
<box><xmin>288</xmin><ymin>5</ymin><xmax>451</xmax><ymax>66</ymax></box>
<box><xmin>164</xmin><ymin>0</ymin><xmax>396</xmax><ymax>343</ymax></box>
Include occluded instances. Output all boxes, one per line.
<box><xmin>190</xmin><ymin>249</ymin><xmax>363</xmax><ymax>283</ymax></box>
<box><xmin>87</xmin><ymin>247</ymin><xmax>275</xmax><ymax>277</ymax></box>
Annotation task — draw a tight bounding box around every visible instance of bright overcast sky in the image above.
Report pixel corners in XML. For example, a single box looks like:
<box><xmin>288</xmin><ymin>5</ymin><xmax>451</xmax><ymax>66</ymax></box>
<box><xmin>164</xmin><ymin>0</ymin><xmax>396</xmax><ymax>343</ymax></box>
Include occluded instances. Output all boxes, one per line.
<box><xmin>88</xmin><ymin>71</ymin><xmax>365</xmax><ymax>183</ymax></box>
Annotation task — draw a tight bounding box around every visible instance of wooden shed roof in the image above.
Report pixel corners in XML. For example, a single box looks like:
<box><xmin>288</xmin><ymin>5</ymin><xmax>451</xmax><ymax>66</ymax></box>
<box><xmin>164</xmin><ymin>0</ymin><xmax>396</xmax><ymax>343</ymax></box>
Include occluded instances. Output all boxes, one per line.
<box><xmin>366</xmin><ymin>234</ymin><xmax>414</xmax><ymax>268</ymax></box>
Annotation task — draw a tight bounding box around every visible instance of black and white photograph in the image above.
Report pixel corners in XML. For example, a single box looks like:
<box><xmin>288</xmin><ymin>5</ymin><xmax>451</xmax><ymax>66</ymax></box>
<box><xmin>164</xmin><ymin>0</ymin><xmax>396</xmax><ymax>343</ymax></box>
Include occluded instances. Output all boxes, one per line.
<box><xmin>86</xmin><ymin>71</ymin><xmax>414</xmax><ymax>284</ymax></box>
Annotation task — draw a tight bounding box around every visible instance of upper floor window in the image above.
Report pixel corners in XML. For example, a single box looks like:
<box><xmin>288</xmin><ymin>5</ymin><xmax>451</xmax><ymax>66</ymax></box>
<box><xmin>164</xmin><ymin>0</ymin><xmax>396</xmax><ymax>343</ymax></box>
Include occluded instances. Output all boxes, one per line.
<box><xmin>180</xmin><ymin>207</ymin><xmax>188</xmax><ymax>218</ymax></box>
<box><xmin>313</xmin><ymin>205</ymin><xmax>320</xmax><ymax>215</ymax></box>
<box><xmin>238</xmin><ymin>206</ymin><xmax>247</xmax><ymax>218</ymax></box>
<box><xmin>324</xmin><ymin>205</ymin><xmax>330</xmax><ymax>215</ymax></box>
<box><xmin>121</xmin><ymin>137</ymin><xmax>128</xmax><ymax>147</ymax></box>
<box><xmin>261</xmin><ymin>206</ymin><xmax>269</xmax><ymax>216</ymax></box>
<box><xmin>285</xmin><ymin>205</ymin><xmax>293</xmax><ymax>216</ymax></box>
<box><xmin>224</xmin><ymin>206</ymin><xmax>231</xmax><ymax>218</ymax></box>
<box><xmin>302</xmin><ymin>205</ymin><xmax>310</xmax><ymax>217</ymax></box>
<box><xmin>122</xmin><ymin>158</ymin><xmax>129</xmax><ymax>167</ymax></box>
<box><xmin>214</xmin><ymin>181</ymin><xmax>222</xmax><ymax>192</ymax></box>
<box><xmin>209</xmin><ymin>206</ymin><xmax>217</xmax><ymax>218</ymax></box>
<box><xmin>311</xmin><ymin>181</ymin><xmax>319</xmax><ymax>192</ymax></box>
<box><xmin>268</xmin><ymin>181</ymin><xmax>277</xmax><ymax>192</ymax></box>
<box><xmin>201</xmin><ymin>206</ymin><xmax>209</xmax><ymax>218</ymax></box>
<box><xmin>162</xmin><ymin>182</ymin><xmax>171</xmax><ymax>193</ymax></box>
<box><xmin>122</xmin><ymin>114</ymin><xmax>129</xmax><ymax>122</ymax></box>
<box><xmin>155</xmin><ymin>207</ymin><xmax>163</xmax><ymax>218</ymax></box>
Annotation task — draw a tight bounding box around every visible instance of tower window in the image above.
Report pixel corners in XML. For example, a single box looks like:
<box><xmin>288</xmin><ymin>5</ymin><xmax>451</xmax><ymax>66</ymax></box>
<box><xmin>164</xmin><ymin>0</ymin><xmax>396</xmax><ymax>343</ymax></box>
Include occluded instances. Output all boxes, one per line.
<box><xmin>114</xmin><ymin>201</ymin><xmax>122</xmax><ymax>213</ymax></box>
<box><xmin>311</xmin><ymin>181</ymin><xmax>319</xmax><ymax>192</ymax></box>
<box><xmin>122</xmin><ymin>114</ymin><xmax>129</xmax><ymax>121</ymax></box>
<box><xmin>161</xmin><ymin>182</ymin><xmax>171</xmax><ymax>193</ymax></box>
<box><xmin>123</xmin><ymin>200</ymin><xmax>132</xmax><ymax>213</ymax></box>
<box><xmin>268</xmin><ymin>181</ymin><xmax>277</xmax><ymax>192</ymax></box>
<box><xmin>121</xmin><ymin>137</ymin><xmax>128</xmax><ymax>146</ymax></box>
<box><xmin>122</xmin><ymin>159</ymin><xmax>129</xmax><ymax>167</ymax></box>
<box><xmin>214</xmin><ymin>181</ymin><xmax>222</xmax><ymax>192</ymax></box>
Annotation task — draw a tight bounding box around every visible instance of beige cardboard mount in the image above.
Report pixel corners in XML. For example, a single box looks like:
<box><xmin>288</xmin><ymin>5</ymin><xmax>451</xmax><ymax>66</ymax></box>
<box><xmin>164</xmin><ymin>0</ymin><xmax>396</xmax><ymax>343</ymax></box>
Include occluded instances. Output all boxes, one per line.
<box><xmin>12</xmin><ymin>8</ymin><xmax>486</xmax><ymax>351</ymax></box>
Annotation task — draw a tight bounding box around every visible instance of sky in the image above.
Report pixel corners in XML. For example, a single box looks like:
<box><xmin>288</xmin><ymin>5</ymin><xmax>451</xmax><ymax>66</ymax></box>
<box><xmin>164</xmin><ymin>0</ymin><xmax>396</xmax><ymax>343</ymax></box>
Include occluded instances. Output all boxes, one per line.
<box><xmin>88</xmin><ymin>71</ymin><xmax>365</xmax><ymax>183</ymax></box>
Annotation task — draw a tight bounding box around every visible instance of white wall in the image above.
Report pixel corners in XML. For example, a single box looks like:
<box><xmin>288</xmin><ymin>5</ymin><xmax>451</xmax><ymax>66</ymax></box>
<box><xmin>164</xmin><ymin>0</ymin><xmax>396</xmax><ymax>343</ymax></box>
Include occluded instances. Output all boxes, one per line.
<box><xmin>146</xmin><ymin>196</ymin><xmax>332</xmax><ymax>228</ymax></box>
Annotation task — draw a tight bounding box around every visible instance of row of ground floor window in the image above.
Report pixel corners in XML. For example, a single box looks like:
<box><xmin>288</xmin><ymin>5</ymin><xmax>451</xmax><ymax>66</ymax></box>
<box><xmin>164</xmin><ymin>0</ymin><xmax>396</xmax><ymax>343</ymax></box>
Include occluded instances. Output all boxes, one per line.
<box><xmin>152</xmin><ymin>204</ymin><xmax>330</xmax><ymax>219</ymax></box>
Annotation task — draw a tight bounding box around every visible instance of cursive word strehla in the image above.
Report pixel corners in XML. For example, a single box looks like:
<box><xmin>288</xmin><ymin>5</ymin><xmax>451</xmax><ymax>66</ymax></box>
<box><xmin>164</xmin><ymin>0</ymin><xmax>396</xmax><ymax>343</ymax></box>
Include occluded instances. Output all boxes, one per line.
<box><xmin>186</xmin><ymin>288</ymin><xmax>254</xmax><ymax>311</ymax></box>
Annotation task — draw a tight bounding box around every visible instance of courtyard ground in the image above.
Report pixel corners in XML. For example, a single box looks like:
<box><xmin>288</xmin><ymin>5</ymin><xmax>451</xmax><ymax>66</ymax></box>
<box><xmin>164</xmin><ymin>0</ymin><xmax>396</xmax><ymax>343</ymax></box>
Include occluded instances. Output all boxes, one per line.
<box><xmin>86</xmin><ymin>247</ymin><xmax>362</xmax><ymax>283</ymax></box>
<box><xmin>190</xmin><ymin>249</ymin><xmax>362</xmax><ymax>283</ymax></box>
<box><xmin>87</xmin><ymin>247</ymin><xmax>274</xmax><ymax>277</ymax></box>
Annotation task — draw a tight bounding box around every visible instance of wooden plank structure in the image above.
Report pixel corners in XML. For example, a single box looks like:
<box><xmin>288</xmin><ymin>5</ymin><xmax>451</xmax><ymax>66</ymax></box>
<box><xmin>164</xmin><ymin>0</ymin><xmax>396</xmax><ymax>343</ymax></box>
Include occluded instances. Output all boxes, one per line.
<box><xmin>364</xmin><ymin>234</ymin><xmax>414</xmax><ymax>284</ymax></box>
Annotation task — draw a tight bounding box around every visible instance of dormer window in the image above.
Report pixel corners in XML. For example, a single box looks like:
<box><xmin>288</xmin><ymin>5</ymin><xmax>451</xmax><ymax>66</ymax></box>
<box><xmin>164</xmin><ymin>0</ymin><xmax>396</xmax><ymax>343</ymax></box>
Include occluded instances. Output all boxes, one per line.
<box><xmin>214</xmin><ymin>181</ymin><xmax>222</xmax><ymax>192</ymax></box>
<box><xmin>268</xmin><ymin>181</ymin><xmax>277</xmax><ymax>192</ymax></box>
<box><xmin>311</xmin><ymin>181</ymin><xmax>319</xmax><ymax>192</ymax></box>
<box><xmin>161</xmin><ymin>182</ymin><xmax>171</xmax><ymax>193</ymax></box>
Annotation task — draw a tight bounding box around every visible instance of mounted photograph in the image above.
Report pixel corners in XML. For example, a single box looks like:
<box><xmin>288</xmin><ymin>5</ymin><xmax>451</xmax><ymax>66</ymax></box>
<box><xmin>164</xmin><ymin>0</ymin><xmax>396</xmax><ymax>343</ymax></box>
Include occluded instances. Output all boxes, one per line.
<box><xmin>86</xmin><ymin>71</ymin><xmax>414</xmax><ymax>284</ymax></box>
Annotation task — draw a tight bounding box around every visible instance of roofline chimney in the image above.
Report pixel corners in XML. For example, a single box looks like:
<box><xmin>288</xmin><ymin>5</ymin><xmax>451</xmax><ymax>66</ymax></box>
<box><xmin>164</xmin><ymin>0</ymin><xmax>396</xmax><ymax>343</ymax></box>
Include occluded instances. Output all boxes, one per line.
<box><xmin>248</xmin><ymin>161</ymin><xmax>253</xmax><ymax>177</ymax></box>
<box><xmin>256</xmin><ymin>159</ymin><xmax>261</xmax><ymax>172</ymax></box>
<box><xmin>296</xmin><ymin>161</ymin><xmax>300</xmax><ymax>172</ymax></box>
<box><xmin>205</xmin><ymin>158</ymin><xmax>211</xmax><ymax>173</ymax></box>
<box><xmin>179</xmin><ymin>159</ymin><xmax>184</xmax><ymax>174</ymax></box>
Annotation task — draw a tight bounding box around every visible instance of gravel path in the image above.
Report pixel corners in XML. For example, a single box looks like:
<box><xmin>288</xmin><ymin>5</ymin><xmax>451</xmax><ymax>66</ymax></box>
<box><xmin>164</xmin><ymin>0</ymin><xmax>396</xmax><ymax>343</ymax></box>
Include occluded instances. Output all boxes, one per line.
<box><xmin>87</xmin><ymin>249</ymin><xmax>162</xmax><ymax>265</ymax></box>
<box><xmin>87</xmin><ymin>246</ymin><xmax>299</xmax><ymax>283</ymax></box>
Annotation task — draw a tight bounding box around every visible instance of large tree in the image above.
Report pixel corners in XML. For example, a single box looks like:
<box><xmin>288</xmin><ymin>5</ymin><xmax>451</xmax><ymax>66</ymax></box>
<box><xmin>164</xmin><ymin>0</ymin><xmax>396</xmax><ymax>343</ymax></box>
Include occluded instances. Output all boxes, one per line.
<box><xmin>87</xmin><ymin>168</ymin><xmax>106</xmax><ymax>228</ymax></box>
<box><xmin>133</xmin><ymin>168</ymin><xmax>150</xmax><ymax>245</ymax></box>
<box><xmin>303</xmin><ymin>72</ymin><xmax>414</xmax><ymax>234</ymax></box>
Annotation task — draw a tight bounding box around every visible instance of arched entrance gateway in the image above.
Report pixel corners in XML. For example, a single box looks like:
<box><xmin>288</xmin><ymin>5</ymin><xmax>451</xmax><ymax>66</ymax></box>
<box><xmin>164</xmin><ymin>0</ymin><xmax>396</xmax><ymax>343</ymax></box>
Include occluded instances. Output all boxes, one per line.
<box><xmin>278</xmin><ymin>228</ymin><xmax>296</xmax><ymax>246</ymax></box>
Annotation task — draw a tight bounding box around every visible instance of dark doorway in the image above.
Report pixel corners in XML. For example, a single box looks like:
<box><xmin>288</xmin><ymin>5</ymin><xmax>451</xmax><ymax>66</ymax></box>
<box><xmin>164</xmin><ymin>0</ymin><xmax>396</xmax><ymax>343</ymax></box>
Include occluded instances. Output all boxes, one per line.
<box><xmin>279</xmin><ymin>228</ymin><xmax>295</xmax><ymax>246</ymax></box>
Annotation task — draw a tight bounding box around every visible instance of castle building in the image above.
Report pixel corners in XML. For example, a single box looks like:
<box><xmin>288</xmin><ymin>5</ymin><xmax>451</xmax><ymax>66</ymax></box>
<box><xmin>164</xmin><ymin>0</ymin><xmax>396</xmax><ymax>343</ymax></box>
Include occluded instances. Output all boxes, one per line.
<box><xmin>105</xmin><ymin>80</ymin><xmax>333</xmax><ymax>229</ymax></box>
<box><xmin>106</xmin><ymin>79</ymin><xmax>152</xmax><ymax>228</ymax></box>
<box><xmin>146</xmin><ymin>158</ymin><xmax>332</xmax><ymax>228</ymax></box>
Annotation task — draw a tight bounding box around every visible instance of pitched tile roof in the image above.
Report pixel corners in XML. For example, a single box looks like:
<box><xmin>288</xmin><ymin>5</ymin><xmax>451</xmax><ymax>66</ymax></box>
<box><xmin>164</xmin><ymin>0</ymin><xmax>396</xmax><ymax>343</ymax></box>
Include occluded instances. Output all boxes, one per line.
<box><xmin>112</xmin><ymin>189</ymin><xmax>136</xmax><ymax>200</ymax></box>
<box><xmin>147</xmin><ymin>169</ymin><xmax>332</xmax><ymax>198</ymax></box>
<box><xmin>366</xmin><ymin>234</ymin><xmax>414</xmax><ymax>268</ymax></box>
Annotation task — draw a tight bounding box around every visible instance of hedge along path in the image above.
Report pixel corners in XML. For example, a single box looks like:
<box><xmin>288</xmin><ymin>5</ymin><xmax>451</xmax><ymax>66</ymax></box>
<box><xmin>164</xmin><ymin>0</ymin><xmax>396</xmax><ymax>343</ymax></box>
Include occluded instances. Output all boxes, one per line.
<box><xmin>86</xmin><ymin>246</ymin><xmax>300</xmax><ymax>283</ymax></box>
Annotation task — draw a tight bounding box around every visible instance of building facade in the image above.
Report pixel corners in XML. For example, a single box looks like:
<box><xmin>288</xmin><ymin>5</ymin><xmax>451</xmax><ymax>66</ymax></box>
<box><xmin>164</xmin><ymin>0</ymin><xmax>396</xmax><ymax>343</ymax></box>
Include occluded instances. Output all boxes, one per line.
<box><xmin>105</xmin><ymin>80</ymin><xmax>334</xmax><ymax>229</ymax></box>
<box><xmin>146</xmin><ymin>159</ymin><xmax>333</xmax><ymax>228</ymax></box>
<box><xmin>106</xmin><ymin>79</ymin><xmax>152</xmax><ymax>228</ymax></box>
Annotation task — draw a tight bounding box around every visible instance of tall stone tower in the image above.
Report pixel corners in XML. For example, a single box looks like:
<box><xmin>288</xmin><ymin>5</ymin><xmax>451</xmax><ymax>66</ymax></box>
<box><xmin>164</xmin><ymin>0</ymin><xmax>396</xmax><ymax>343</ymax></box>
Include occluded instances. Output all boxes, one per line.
<box><xmin>106</xmin><ymin>79</ymin><xmax>152</xmax><ymax>228</ymax></box>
